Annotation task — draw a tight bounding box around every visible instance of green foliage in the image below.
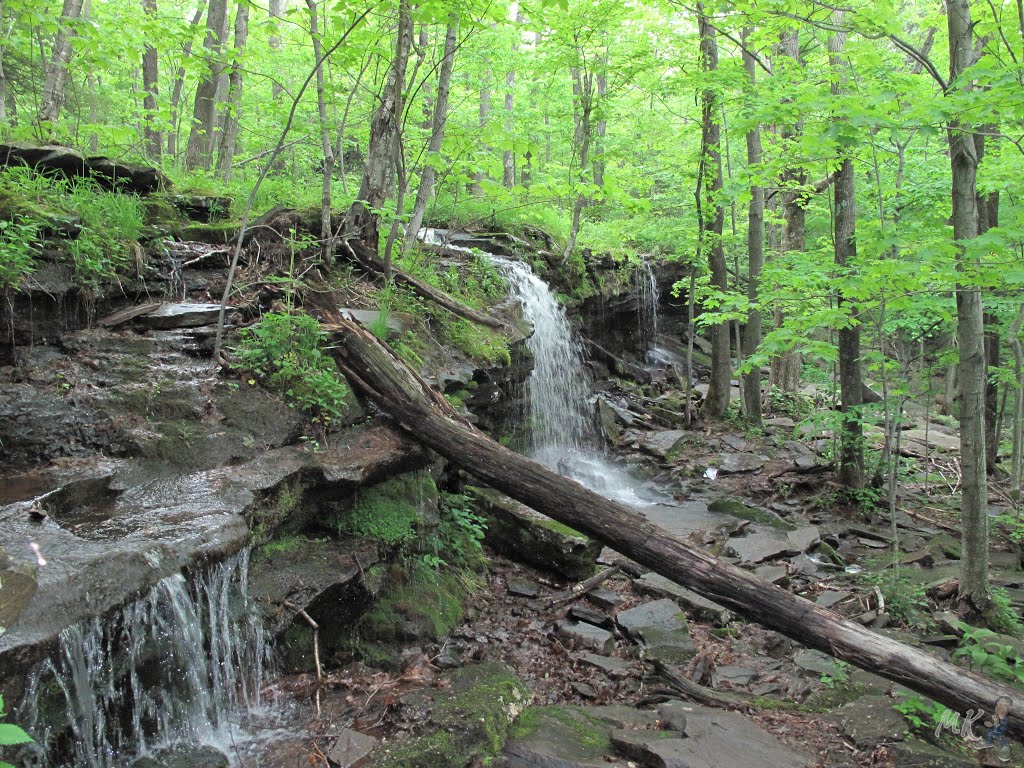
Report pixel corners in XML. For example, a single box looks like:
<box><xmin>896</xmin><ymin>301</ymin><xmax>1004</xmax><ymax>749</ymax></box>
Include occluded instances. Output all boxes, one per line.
<box><xmin>0</xmin><ymin>168</ymin><xmax>144</xmax><ymax>287</ymax></box>
<box><xmin>231</xmin><ymin>312</ymin><xmax>350</xmax><ymax>420</ymax></box>
<box><xmin>0</xmin><ymin>694</ymin><xmax>32</xmax><ymax>768</ymax></box>
<box><xmin>893</xmin><ymin>695</ymin><xmax>949</xmax><ymax>736</ymax></box>
<box><xmin>335</xmin><ymin>473</ymin><xmax>438</xmax><ymax>549</ymax></box>
<box><xmin>858</xmin><ymin>570</ymin><xmax>928</xmax><ymax>625</ymax></box>
<box><xmin>436</xmin><ymin>492</ymin><xmax>488</xmax><ymax>568</ymax></box>
<box><xmin>952</xmin><ymin>623</ymin><xmax>1024</xmax><ymax>687</ymax></box>
<box><xmin>819</xmin><ymin>660</ymin><xmax>851</xmax><ymax>689</ymax></box>
<box><xmin>0</xmin><ymin>216</ymin><xmax>40</xmax><ymax>290</ymax></box>
<box><xmin>989</xmin><ymin>587</ymin><xmax>1024</xmax><ymax>638</ymax></box>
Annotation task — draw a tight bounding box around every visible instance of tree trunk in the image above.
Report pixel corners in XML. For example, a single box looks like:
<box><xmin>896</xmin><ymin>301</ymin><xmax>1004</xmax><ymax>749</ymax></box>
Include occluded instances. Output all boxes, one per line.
<box><xmin>468</xmin><ymin>76</ymin><xmax>491</xmax><ymax>195</ymax></box>
<box><xmin>829</xmin><ymin>20</ymin><xmax>864</xmax><ymax>490</ymax></box>
<box><xmin>1010</xmin><ymin>305</ymin><xmax>1024</xmax><ymax>504</ymax></box>
<box><xmin>975</xmin><ymin>146</ymin><xmax>1000</xmax><ymax>472</ymax></box>
<box><xmin>563</xmin><ymin>63</ymin><xmax>593</xmax><ymax>262</ymax></box>
<box><xmin>184</xmin><ymin>0</ymin><xmax>229</xmax><ymax>171</ymax></box>
<box><xmin>216</xmin><ymin>0</ymin><xmax>248</xmax><ymax>181</ymax></box>
<box><xmin>593</xmin><ymin>47</ymin><xmax>607</xmax><ymax>190</ymax></box>
<box><xmin>502</xmin><ymin>9</ymin><xmax>522</xmax><ymax>189</ymax></box>
<box><xmin>325</xmin><ymin>314</ymin><xmax>1024</xmax><ymax>739</ymax></box>
<box><xmin>304</xmin><ymin>0</ymin><xmax>333</xmax><ymax>260</ymax></box>
<box><xmin>167</xmin><ymin>0</ymin><xmax>207</xmax><ymax>158</ymax></box>
<box><xmin>268</xmin><ymin>0</ymin><xmax>284</xmax><ymax>100</ymax></box>
<box><xmin>345</xmin><ymin>0</ymin><xmax>413</xmax><ymax>252</ymax></box>
<box><xmin>741</xmin><ymin>31</ymin><xmax>763</xmax><ymax>427</ymax></box>
<box><xmin>404</xmin><ymin>15</ymin><xmax>459</xmax><ymax>252</ymax></box>
<box><xmin>768</xmin><ymin>29</ymin><xmax>804</xmax><ymax>394</ymax></box>
<box><xmin>140</xmin><ymin>0</ymin><xmax>161</xmax><ymax>161</ymax></box>
<box><xmin>36</xmin><ymin>0</ymin><xmax>85</xmax><ymax>132</ymax></box>
<box><xmin>0</xmin><ymin>0</ymin><xmax>6</xmax><ymax>125</ymax></box>
<box><xmin>946</xmin><ymin>0</ymin><xmax>990</xmax><ymax>610</ymax></box>
<box><xmin>697</xmin><ymin>6</ymin><xmax>730</xmax><ymax>418</ymax></box>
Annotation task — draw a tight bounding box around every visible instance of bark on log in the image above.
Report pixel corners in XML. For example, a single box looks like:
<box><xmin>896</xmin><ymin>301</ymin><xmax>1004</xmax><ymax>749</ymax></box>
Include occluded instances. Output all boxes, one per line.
<box><xmin>343</xmin><ymin>241</ymin><xmax>506</xmax><ymax>330</ymax></box>
<box><xmin>325</xmin><ymin>316</ymin><xmax>1024</xmax><ymax>736</ymax></box>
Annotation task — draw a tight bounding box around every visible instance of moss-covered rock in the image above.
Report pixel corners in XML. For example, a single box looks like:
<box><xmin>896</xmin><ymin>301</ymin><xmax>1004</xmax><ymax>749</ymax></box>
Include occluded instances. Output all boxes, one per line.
<box><xmin>369</xmin><ymin>663</ymin><xmax>530</xmax><ymax>768</ymax></box>
<box><xmin>467</xmin><ymin>486</ymin><xmax>601</xmax><ymax>580</ymax></box>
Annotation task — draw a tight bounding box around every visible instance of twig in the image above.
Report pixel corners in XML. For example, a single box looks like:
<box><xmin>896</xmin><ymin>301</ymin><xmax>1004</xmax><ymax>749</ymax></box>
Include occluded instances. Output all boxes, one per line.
<box><xmin>180</xmin><ymin>248</ymin><xmax>230</xmax><ymax>269</ymax></box>
<box><xmin>283</xmin><ymin>599</ymin><xmax>323</xmax><ymax>681</ymax></box>
<box><xmin>543</xmin><ymin>565</ymin><xmax>621</xmax><ymax>607</ymax></box>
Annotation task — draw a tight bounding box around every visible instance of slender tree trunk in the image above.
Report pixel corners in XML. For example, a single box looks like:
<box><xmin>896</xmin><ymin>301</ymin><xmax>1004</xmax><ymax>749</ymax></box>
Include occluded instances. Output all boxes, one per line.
<box><xmin>563</xmin><ymin>63</ymin><xmax>592</xmax><ymax>262</ymax></box>
<box><xmin>304</xmin><ymin>0</ymin><xmax>333</xmax><ymax>260</ymax></box>
<box><xmin>975</xmin><ymin>143</ymin><xmax>1001</xmax><ymax>472</ymax></box>
<box><xmin>502</xmin><ymin>8</ymin><xmax>522</xmax><ymax>189</ymax></box>
<box><xmin>36</xmin><ymin>0</ymin><xmax>85</xmax><ymax>133</ymax></box>
<box><xmin>769</xmin><ymin>29</ymin><xmax>804</xmax><ymax>394</ymax></box>
<box><xmin>184</xmin><ymin>0</ymin><xmax>229</xmax><ymax>171</ymax></box>
<box><xmin>829</xmin><ymin>19</ymin><xmax>864</xmax><ymax>490</ymax></box>
<box><xmin>697</xmin><ymin>6</ymin><xmax>730</xmax><ymax>418</ymax></box>
<box><xmin>216</xmin><ymin>0</ymin><xmax>248</xmax><ymax>181</ymax></box>
<box><xmin>741</xmin><ymin>32</ymin><xmax>763</xmax><ymax>426</ymax></box>
<box><xmin>168</xmin><ymin>0</ymin><xmax>207</xmax><ymax>158</ymax></box>
<box><xmin>404</xmin><ymin>15</ymin><xmax>459</xmax><ymax>252</ymax></box>
<box><xmin>268</xmin><ymin>0</ymin><xmax>284</xmax><ymax>100</ymax></box>
<box><xmin>0</xmin><ymin>0</ymin><xmax>7</xmax><ymax>126</ymax></box>
<box><xmin>1010</xmin><ymin>305</ymin><xmax>1024</xmax><ymax>504</ymax></box>
<box><xmin>140</xmin><ymin>0</ymin><xmax>162</xmax><ymax>160</ymax></box>
<box><xmin>469</xmin><ymin>75</ymin><xmax>491</xmax><ymax>195</ymax></box>
<box><xmin>947</xmin><ymin>0</ymin><xmax>990</xmax><ymax>610</ymax></box>
<box><xmin>593</xmin><ymin>36</ymin><xmax>608</xmax><ymax>190</ymax></box>
<box><xmin>346</xmin><ymin>0</ymin><xmax>412</xmax><ymax>253</ymax></box>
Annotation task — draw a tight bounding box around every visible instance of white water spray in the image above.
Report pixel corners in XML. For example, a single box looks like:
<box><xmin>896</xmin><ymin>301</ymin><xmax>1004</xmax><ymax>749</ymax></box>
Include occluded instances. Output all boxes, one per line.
<box><xmin>20</xmin><ymin>551</ymin><xmax>272</xmax><ymax>768</ymax></box>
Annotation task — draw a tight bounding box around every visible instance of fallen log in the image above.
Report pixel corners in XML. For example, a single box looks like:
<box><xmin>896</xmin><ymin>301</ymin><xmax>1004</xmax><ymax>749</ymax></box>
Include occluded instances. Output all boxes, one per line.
<box><xmin>342</xmin><ymin>240</ymin><xmax>507</xmax><ymax>330</ymax></box>
<box><xmin>326</xmin><ymin>316</ymin><xmax>1024</xmax><ymax>736</ymax></box>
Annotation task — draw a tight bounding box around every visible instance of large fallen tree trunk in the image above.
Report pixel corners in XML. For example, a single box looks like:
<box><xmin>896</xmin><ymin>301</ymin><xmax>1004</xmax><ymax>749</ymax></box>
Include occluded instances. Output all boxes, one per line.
<box><xmin>342</xmin><ymin>241</ymin><xmax>507</xmax><ymax>330</ymax></box>
<box><xmin>326</xmin><ymin>316</ymin><xmax>1024</xmax><ymax>736</ymax></box>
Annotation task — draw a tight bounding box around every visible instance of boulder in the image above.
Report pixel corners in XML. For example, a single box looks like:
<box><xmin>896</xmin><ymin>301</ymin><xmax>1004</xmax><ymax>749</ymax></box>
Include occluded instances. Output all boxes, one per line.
<box><xmin>835</xmin><ymin>695</ymin><xmax>907</xmax><ymax>747</ymax></box>
<box><xmin>0</xmin><ymin>142</ymin><xmax>168</xmax><ymax>194</ymax></box>
<box><xmin>468</xmin><ymin>487</ymin><xmax>602</xmax><ymax>580</ymax></box>
<box><xmin>633</xmin><ymin>572</ymin><xmax>732</xmax><ymax>626</ymax></box>
<box><xmin>327</xmin><ymin>728</ymin><xmax>379</xmax><ymax>768</ymax></box>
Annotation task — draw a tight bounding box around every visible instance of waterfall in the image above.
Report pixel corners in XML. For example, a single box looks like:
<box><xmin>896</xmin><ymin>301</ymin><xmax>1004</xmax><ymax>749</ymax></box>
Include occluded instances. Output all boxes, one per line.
<box><xmin>19</xmin><ymin>551</ymin><xmax>273</xmax><ymax>768</ymax></box>
<box><xmin>491</xmin><ymin>257</ymin><xmax>647</xmax><ymax>505</ymax></box>
<box><xmin>636</xmin><ymin>258</ymin><xmax>659</xmax><ymax>355</ymax></box>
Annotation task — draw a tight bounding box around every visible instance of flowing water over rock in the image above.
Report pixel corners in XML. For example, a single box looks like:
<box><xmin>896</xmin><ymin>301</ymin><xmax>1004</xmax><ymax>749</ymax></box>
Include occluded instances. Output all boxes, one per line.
<box><xmin>636</xmin><ymin>258</ymin><xmax>659</xmax><ymax>356</ymax></box>
<box><xmin>19</xmin><ymin>551</ymin><xmax>273</xmax><ymax>768</ymax></box>
<box><xmin>491</xmin><ymin>257</ymin><xmax>651</xmax><ymax>506</ymax></box>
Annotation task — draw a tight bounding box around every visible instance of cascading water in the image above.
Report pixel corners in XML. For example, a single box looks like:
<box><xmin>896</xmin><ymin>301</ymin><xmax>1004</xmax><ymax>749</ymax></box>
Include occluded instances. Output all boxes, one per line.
<box><xmin>19</xmin><ymin>551</ymin><xmax>273</xmax><ymax>768</ymax></box>
<box><xmin>491</xmin><ymin>256</ymin><xmax>649</xmax><ymax>505</ymax></box>
<box><xmin>636</xmin><ymin>258</ymin><xmax>659</xmax><ymax>355</ymax></box>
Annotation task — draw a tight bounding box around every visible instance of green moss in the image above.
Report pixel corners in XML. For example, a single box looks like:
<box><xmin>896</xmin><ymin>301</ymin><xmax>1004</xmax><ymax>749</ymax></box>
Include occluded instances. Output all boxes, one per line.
<box><xmin>256</xmin><ymin>534</ymin><xmax>327</xmax><ymax>559</ymax></box>
<box><xmin>358</xmin><ymin>561</ymin><xmax>476</xmax><ymax>642</ymax></box>
<box><xmin>333</xmin><ymin>472</ymin><xmax>439</xmax><ymax>549</ymax></box>
<box><xmin>372</xmin><ymin>663</ymin><xmax>529</xmax><ymax>768</ymax></box>
<box><xmin>509</xmin><ymin>706</ymin><xmax>610</xmax><ymax>752</ymax></box>
<box><xmin>707</xmin><ymin>497</ymin><xmax>797</xmax><ymax>530</ymax></box>
<box><xmin>181</xmin><ymin>221</ymin><xmax>240</xmax><ymax>244</ymax></box>
<box><xmin>250</xmin><ymin>477</ymin><xmax>311</xmax><ymax>542</ymax></box>
<box><xmin>535</xmin><ymin>516</ymin><xmax>586</xmax><ymax>539</ymax></box>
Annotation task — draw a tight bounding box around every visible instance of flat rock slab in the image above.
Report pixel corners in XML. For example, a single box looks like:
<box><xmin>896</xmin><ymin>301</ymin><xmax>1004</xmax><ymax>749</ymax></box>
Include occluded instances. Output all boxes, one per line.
<box><xmin>614</xmin><ymin>598</ymin><xmax>688</xmax><ymax>647</ymax></box>
<box><xmin>634</xmin><ymin>572</ymin><xmax>732</xmax><ymax>626</ymax></box>
<box><xmin>509</xmin><ymin>579</ymin><xmax>541</xmax><ymax>598</ymax></box>
<box><xmin>621</xmin><ymin>705</ymin><xmax>811</xmax><ymax>768</ymax></box>
<box><xmin>249</xmin><ymin>538</ymin><xmax>379</xmax><ymax>636</ymax></box>
<box><xmin>0</xmin><ymin>142</ymin><xmax>168</xmax><ymax>194</ymax></box>
<box><xmin>556</xmin><ymin>620</ymin><xmax>615</xmax><ymax>655</ymax></box>
<box><xmin>717</xmin><ymin>452</ymin><xmax>766</xmax><ymax>474</ymax></box>
<box><xmin>136</xmin><ymin>303</ymin><xmax>226</xmax><ymax>330</ymax></box>
<box><xmin>503</xmin><ymin>706</ymin><xmax>630</xmax><ymax>768</ymax></box>
<box><xmin>725</xmin><ymin>533</ymin><xmax>792</xmax><ymax>564</ymax></box>
<box><xmin>901</xmin><ymin>428</ymin><xmax>960</xmax><ymax>454</ymax></box>
<box><xmin>787</xmin><ymin>525</ymin><xmax>821</xmax><ymax>553</ymax></box>
<box><xmin>327</xmin><ymin>728</ymin><xmax>379</xmax><ymax>768</ymax></box>
<box><xmin>835</xmin><ymin>695</ymin><xmax>907</xmax><ymax>747</ymax></box>
<box><xmin>579</xmin><ymin>653</ymin><xmax>631</xmax><ymax>678</ymax></box>
<box><xmin>640</xmin><ymin>430</ymin><xmax>687</xmax><ymax>459</ymax></box>
<box><xmin>753</xmin><ymin>565</ymin><xmax>789</xmax><ymax>585</ymax></box>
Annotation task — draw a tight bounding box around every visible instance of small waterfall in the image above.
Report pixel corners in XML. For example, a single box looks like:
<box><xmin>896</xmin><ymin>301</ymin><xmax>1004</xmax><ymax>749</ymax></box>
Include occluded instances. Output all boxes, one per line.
<box><xmin>636</xmin><ymin>258</ymin><xmax>659</xmax><ymax>355</ymax></box>
<box><xmin>20</xmin><ymin>551</ymin><xmax>273</xmax><ymax>768</ymax></box>
<box><xmin>492</xmin><ymin>257</ymin><xmax>648</xmax><ymax>505</ymax></box>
